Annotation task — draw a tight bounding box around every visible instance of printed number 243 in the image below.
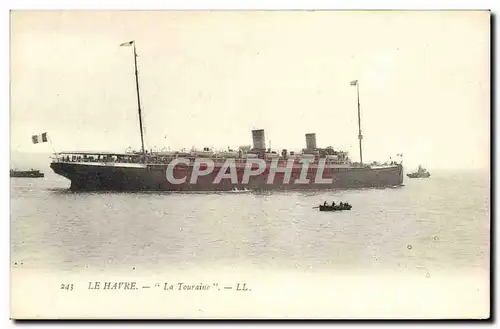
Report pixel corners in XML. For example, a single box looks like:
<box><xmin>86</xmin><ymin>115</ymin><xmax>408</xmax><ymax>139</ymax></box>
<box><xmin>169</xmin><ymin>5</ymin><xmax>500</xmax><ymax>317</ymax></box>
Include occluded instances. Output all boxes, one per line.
<box><xmin>60</xmin><ymin>284</ymin><xmax>74</xmax><ymax>291</ymax></box>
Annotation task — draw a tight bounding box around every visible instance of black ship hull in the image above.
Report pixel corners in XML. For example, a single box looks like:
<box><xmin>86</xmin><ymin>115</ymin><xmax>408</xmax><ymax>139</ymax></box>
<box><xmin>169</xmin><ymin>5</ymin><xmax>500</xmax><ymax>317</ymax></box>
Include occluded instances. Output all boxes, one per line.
<box><xmin>50</xmin><ymin>161</ymin><xmax>404</xmax><ymax>192</ymax></box>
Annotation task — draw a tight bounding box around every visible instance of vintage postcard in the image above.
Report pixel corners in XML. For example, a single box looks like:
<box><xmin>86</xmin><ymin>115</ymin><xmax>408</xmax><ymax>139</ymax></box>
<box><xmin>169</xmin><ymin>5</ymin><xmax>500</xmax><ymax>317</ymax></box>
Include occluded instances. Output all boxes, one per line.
<box><xmin>10</xmin><ymin>10</ymin><xmax>490</xmax><ymax>319</ymax></box>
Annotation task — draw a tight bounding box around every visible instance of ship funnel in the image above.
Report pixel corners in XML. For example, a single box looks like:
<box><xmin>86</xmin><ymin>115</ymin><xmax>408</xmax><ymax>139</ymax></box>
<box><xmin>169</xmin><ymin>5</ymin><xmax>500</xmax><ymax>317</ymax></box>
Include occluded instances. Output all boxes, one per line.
<box><xmin>251</xmin><ymin>129</ymin><xmax>266</xmax><ymax>150</ymax></box>
<box><xmin>305</xmin><ymin>133</ymin><xmax>317</xmax><ymax>149</ymax></box>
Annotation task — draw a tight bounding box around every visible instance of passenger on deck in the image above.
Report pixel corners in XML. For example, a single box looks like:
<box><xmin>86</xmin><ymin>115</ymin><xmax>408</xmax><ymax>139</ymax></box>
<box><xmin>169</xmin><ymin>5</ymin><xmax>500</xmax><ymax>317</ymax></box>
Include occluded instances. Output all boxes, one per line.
<box><xmin>340</xmin><ymin>202</ymin><xmax>343</xmax><ymax>207</ymax></box>
<box><xmin>331</xmin><ymin>201</ymin><xmax>335</xmax><ymax>207</ymax></box>
<box><xmin>323</xmin><ymin>201</ymin><xmax>327</xmax><ymax>206</ymax></box>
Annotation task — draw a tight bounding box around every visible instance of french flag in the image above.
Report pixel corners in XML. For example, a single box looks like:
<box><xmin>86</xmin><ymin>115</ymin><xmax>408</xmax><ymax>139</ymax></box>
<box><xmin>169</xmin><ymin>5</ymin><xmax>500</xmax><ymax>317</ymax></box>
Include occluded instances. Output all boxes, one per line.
<box><xmin>32</xmin><ymin>132</ymin><xmax>48</xmax><ymax>144</ymax></box>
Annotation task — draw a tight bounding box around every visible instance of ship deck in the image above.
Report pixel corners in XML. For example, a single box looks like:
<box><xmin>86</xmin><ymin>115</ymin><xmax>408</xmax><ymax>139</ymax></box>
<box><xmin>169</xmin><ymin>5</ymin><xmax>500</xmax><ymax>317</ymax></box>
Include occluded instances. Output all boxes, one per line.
<box><xmin>51</xmin><ymin>158</ymin><xmax>399</xmax><ymax>169</ymax></box>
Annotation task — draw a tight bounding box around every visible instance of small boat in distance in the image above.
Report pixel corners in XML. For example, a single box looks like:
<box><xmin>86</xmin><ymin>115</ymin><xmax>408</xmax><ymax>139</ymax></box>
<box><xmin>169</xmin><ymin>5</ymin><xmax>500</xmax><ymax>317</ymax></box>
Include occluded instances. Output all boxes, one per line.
<box><xmin>407</xmin><ymin>165</ymin><xmax>430</xmax><ymax>178</ymax></box>
<box><xmin>10</xmin><ymin>169</ymin><xmax>44</xmax><ymax>178</ymax></box>
<box><xmin>316</xmin><ymin>202</ymin><xmax>352</xmax><ymax>212</ymax></box>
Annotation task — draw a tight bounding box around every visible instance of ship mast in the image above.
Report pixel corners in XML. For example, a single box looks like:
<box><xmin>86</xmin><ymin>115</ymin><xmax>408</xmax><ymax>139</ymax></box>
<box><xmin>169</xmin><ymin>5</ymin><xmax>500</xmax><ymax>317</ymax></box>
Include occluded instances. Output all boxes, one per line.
<box><xmin>121</xmin><ymin>40</ymin><xmax>146</xmax><ymax>161</ymax></box>
<box><xmin>351</xmin><ymin>80</ymin><xmax>363</xmax><ymax>164</ymax></box>
<box><xmin>133</xmin><ymin>42</ymin><xmax>146</xmax><ymax>160</ymax></box>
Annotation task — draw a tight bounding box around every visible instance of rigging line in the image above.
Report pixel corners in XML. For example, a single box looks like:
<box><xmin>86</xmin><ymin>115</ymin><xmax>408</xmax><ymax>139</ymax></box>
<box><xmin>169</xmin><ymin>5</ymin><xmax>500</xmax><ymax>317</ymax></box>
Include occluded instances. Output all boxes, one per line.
<box><xmin>47</xmin><ymin>136</ymin><xmax>59</xmax><ymax>160</ymax></box>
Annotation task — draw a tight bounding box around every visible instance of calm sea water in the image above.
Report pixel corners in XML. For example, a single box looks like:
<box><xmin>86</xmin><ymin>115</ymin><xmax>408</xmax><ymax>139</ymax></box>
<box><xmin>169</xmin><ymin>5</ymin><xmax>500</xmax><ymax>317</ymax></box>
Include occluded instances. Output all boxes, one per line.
<box><xmin>10</xmin><ymin>169</ymin><xmax>490</xmax><ymax>277</ymax></box>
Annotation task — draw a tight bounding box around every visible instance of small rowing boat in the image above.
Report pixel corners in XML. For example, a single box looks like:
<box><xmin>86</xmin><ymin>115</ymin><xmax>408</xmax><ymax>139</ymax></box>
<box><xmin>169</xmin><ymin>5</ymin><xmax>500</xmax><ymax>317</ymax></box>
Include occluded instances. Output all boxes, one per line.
<box><xmin>313</xmin><ymin>202</ymin><xmax>352</xmax><ymax>212</ymax></box>
<box><xmin>319</xmin><ymin>204</ymin><xmax>352</xmax><ymax>212</ymax></box>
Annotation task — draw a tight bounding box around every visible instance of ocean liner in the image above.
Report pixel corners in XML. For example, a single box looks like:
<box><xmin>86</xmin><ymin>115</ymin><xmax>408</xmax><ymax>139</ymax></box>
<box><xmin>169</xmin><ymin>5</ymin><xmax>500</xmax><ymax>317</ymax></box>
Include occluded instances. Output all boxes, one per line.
<box><xmin>50</xmin><ymin>41</ymin><xmax>404</xmax><ymax>191</ymax></box>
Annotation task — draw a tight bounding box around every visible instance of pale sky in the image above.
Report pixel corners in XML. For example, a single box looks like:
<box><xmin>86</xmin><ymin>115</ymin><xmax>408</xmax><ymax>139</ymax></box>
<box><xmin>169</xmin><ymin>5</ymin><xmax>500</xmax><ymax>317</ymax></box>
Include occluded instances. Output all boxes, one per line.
<box><xmin>10</xmin><ymin>11</ymin><xmax>490</xmax><ymax>170</ymax></box>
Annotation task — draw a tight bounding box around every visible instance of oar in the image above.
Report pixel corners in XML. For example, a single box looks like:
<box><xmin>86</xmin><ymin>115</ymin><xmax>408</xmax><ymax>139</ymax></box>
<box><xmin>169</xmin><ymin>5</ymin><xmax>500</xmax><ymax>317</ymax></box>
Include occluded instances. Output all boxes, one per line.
<box><xmin>312</xmin><ymin>206</ymin><xmax>320</xmax><ymax>209</ymax></box>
